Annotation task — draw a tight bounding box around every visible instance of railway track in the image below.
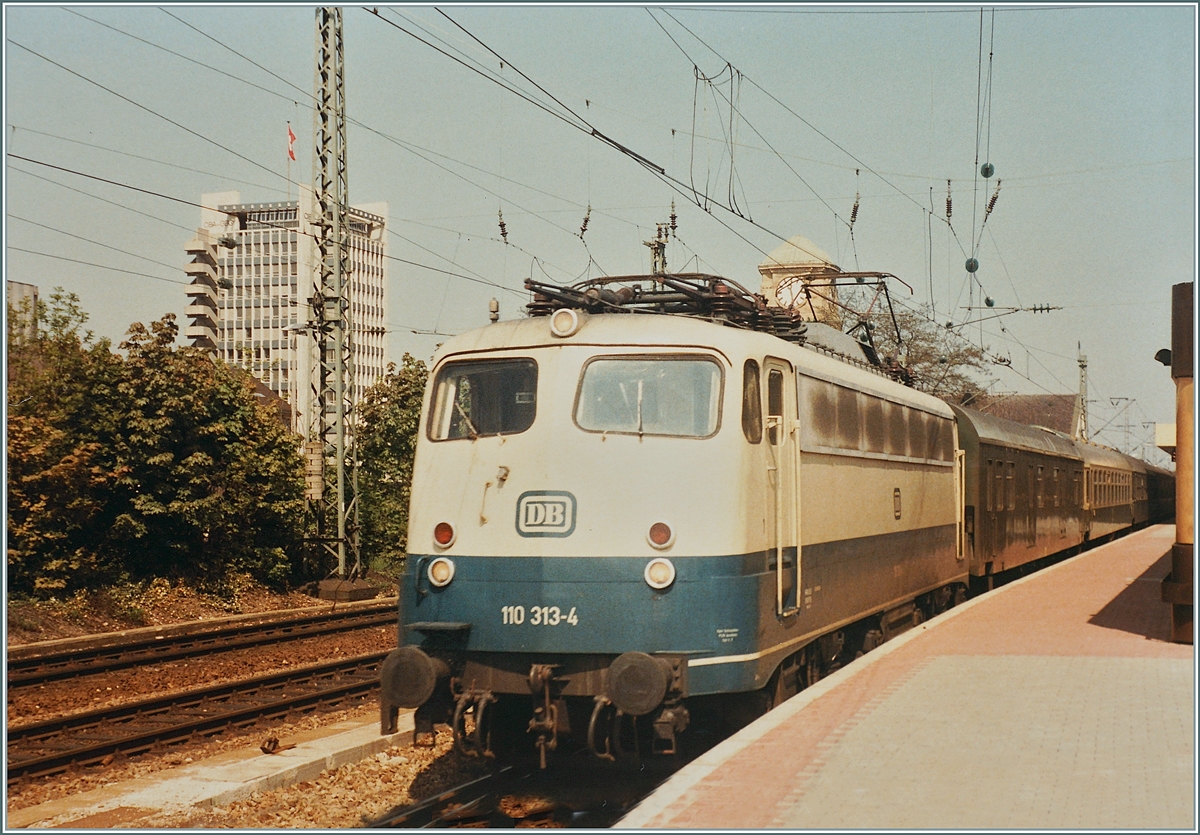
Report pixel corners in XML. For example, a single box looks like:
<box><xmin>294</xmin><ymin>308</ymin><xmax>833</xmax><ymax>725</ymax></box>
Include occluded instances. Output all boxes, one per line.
<box><xmin>6</xmin><ymin>650</ymin><xmax>389</xmax><ymax>784</ymax></box>
<box><xmin>368</xmin><ymin>754</ymin><xmax>685</xmax><ymax>828</ymax></box>
<box><xmin>7</xmin><ymin>599</ymin><xmax>397</xmax><ymax>688</ymax></box>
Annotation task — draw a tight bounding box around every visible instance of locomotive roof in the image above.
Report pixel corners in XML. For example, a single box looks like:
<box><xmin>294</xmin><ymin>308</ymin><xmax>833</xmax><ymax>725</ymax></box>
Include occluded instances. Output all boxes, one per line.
<box><xmin>433</xmin><ymin>310</ymin><xmax>953</xmax><ymax>419</ymax></box>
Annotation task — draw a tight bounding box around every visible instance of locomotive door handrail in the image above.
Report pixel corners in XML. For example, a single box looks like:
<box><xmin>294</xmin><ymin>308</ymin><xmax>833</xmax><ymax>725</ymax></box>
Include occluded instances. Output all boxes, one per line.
<box><xmin>955</xmin><ymin>448</ymin><xmax>966</xmax><ymax>561</ymax></box>
<box><xmin>790</xmin><ymin>416</ymin><xmax>802</xmax><ymax>615</ymax></box>
<box><xmin>765</xmin><ymin>358</ymin><xmax>798</xmax><ymax>618</ymax></box>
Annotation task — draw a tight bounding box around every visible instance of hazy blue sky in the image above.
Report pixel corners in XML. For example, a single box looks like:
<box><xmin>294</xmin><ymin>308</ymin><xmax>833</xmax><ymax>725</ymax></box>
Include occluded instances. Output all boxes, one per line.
<box><xmin>4</xmin><ymin>3</ymin><xmax>1194</xmax><ymax>463</ymax></box>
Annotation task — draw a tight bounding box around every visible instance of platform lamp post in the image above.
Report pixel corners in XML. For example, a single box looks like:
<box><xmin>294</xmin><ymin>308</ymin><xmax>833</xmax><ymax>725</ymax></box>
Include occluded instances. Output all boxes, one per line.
<box><xmin>1157</xmin><ymin>282</ymin><xmax>1192</xmax><ymax>644</ymax></box>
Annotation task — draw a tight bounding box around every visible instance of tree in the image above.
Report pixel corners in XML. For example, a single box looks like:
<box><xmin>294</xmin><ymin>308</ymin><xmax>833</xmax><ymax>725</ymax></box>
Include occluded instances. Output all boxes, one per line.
<box><xmin>110</xmin><ymin>314</ymin><xmax>306</xmax><ymax>588</ymax></box>
<box><xmin>840</xmin><ymin>290</ymin><xmax>991</xmax><ymax>403</ymax></box>
<box><xmin>7</xmin><ymin>290</ymin><xmax>125</xmax><ymax>592</ymax></box>
<box><xmin>7</xmin><ymin>291</ymin><xmax>307</xmax><ymax>596</ymax></box>
<box><xmin>357</xmin><ymin>353</ymin><xmax>428</xmax><ymax>571</ymax></box>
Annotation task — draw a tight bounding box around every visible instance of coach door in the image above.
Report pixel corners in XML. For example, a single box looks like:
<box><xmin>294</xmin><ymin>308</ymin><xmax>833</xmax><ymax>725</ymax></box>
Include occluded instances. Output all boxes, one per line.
<box><xmin>764</xmin><ymin>358</ymin><xmax>799</xmax><ymax>617</ymax></box>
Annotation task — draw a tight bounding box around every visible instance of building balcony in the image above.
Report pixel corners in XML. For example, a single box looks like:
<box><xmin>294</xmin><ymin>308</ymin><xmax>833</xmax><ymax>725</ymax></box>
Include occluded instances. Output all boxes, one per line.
<box><xmin>186</xmin><ymin>303</ymin><xmax>217</xmax><ymax>321</ymax></box>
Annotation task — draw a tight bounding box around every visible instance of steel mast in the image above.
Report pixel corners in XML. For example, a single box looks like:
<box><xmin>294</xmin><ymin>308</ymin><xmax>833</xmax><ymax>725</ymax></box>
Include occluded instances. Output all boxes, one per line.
<box><xmin>308</xmin><ymin>7</ymin><xmax>361</xmax><ymax>587</ymax></box>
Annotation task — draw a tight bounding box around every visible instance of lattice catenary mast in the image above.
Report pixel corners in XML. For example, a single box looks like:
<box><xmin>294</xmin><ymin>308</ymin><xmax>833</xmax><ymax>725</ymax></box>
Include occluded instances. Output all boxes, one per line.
<box><xmin>307</xmin><ymin>6</ymin><xmax>360</xmax><ymax>583</ymax></box>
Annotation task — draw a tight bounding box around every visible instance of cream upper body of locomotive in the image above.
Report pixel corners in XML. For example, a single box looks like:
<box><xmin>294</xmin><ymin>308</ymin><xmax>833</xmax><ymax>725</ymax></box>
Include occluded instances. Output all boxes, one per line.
<box><xmin>408</xmin><ymin>311</ymin><xmax>958</xmax><ymax>561</ymax></box>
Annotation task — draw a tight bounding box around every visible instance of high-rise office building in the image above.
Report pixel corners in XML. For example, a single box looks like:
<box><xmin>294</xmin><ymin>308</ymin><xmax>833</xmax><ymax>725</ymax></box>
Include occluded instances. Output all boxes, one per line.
<box><xmin>184</xmin><ymin>187</ymin><xmax>387</xmax><ymax>434</ymax></box>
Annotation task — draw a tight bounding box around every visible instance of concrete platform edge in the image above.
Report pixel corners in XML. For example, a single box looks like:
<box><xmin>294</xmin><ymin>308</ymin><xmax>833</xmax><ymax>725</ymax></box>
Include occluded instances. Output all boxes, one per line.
<box><xmin>615</xmin><ymin>531</ymin><xmax>1153</xmax><ymax>828</ymax></box>
<box><xmin>7</xmin><ymin>713</ymin><xmax>415</xmax><ymax>829</ymax></box>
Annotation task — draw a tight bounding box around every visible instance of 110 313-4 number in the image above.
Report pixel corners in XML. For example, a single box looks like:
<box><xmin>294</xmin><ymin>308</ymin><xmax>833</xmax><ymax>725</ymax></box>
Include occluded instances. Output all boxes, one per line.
<box><xmin>501</xmin><ymin>605</ymin><xmax>578</xmax><ymax>626</ymax></box>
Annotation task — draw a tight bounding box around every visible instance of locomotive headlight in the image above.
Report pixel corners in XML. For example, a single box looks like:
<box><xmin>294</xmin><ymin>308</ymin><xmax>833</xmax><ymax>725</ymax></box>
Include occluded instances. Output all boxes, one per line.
<box><xmin>644</xmin><ymin>557</ymin><xmax>676</xmax><ymax>590</ymax></box>
<box><xmin>433</xmin><ymin>522</ymin><xmax>456</xmax><ymax>548</ymax></box>
<box><xmin>647</xmin><ymin>521</ymin><xmax>675</xmax><ymax>549</ymax></box>
<box><xmin>549</xmin><ymin>308</ymin><xmax>581</xmax><ymax>338</ymax></box>
<box><xmin>427</xmin><ymin>557</ymin><xmax>456</xmax><ymax>588</ymax></box>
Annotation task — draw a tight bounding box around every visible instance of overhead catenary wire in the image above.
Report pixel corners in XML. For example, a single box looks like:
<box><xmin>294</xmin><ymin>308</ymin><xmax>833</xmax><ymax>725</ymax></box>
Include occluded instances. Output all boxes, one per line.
<box><xmin>9</xmin><ymin>214</ymin><xmax>189</xmax><ymax>274</ymax></box>
<box><xmin>655</xmin><ymin>7</ymin><xmax>935</xmax><ymax>219</ymax></box>
<box><xmin>9</xmin><ymin>246</ymin><xmax>187</xmax><ymax>286</ymax></box>
<box><xmin>16</xmin><ymin>11</ymin><xmax>570</xmax><ymax>303</ymax></box>
<box><xmin>8</xmin><ymin>125</ymin><xmax>280</xmax><ymax>195</ymax></box>
<box><xmin>9</xmin><ymin>40</ymin><xmax>289</xmax><ymax>184</ymax></box>
<box><xmin>9</xmin><ymin>164</ymin><xmax>197</xmax><ymax>233</ymax></box>
<box><xmin>364</xmin><ymin>7</ymin><xmax>845</xmax><ymax>273</ymax></box>
<box><xmin>73</xmin><ymin>6</ymin><xmax>632</xmax><ymax>250</ymax></box>
<box><xmin>9</xmin><ymin>4</ymin><xmax>1156</xmax><ymax>424</ymax></box>
<box><xmin>8</xmin><ymin>153</ymin><xmax>525</xmax><ymax>298</ymax></box>
<box><xmin>67</xmin><ymin>9</ymin><xmax>302</xmax><ymax>106</ymax></box>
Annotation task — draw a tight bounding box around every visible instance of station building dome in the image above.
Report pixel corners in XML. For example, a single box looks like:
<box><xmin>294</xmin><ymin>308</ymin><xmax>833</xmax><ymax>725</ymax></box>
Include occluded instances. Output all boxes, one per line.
<box><xmin>757</xmin><ymin>235</ymin><xmax>841</xmax><ymax>324</ymax></box>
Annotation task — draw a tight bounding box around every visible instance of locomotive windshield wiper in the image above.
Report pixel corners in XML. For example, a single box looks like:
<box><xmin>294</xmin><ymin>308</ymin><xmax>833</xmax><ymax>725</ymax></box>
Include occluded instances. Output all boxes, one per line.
<box><xmin>455</xmin><ymin>401</ymin><xmax>480</xmax><ymax>440</ymax></box>
<box><xmin>636</xmin><ymin>379</ymin><xmax>644</xmax><ymax>438</ymax></box>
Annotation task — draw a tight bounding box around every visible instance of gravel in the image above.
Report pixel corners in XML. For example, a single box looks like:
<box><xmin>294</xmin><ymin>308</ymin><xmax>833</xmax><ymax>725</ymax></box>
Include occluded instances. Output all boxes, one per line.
<box><xmin>128</xmin><ymin>717</ymin><xmax>493</xmax><ymax>829</ymax></box>
<box><xmin>7</xmin><ymin>627</ymin><xmax>396</xmax><ymax>725</ymax></box>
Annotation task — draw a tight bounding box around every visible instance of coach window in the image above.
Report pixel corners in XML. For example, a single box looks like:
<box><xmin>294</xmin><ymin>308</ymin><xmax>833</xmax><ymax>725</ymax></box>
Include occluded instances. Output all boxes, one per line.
<box><xmin>429</xmin><ymin>358</ymin><xmax>537</xmax><ymax>440</ymax></box>
<box><xmin>742</xmin><ymin>360</ymin><xmax>762</xmax><ymax>444</ymax></box>
<box><xmin>1036</xmin><ymin>466</ymin><xmax>1045</xmax><ymax>509</ymax></box>
<box><xmin>1006</xmin><ymin>462</ymin><xmax>1016</xmax><ymax>511</ymax></box>
<box><xmin>986</xmin><ymin>459</ymin><xmax>994</xmax><ymax>511</ymax></box>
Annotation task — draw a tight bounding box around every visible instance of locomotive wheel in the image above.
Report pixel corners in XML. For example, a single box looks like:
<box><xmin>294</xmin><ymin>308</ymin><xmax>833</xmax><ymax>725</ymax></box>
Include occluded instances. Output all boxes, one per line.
<box><xmin>804</xmin><ymin>650</ymin><xmax>821</xmax><ymax>689</ymax></box>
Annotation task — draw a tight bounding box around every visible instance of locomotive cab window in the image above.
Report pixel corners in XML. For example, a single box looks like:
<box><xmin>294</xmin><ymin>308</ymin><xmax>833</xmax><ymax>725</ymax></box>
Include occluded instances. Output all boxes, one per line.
<box><xmin>575</xmin><ymin>355</ymin><xmax>723</xmax><ymax>438</ymax></box>
<box><xmin>429</xmin><ymin>358</ymin><xmax>537</xmax><ymax>440</ymax></box>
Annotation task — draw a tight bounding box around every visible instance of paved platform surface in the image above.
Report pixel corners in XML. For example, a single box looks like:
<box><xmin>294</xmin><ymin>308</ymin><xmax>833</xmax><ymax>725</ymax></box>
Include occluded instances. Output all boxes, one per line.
<box><xmin>618</xmin><ymin>525</ymin><xmax>1195</xmax><ymax>830</ymax></box>
<box><xmin>7</xmin><ymin>712</ymin><xmax>414</xmax><ymax>829</ymax></box>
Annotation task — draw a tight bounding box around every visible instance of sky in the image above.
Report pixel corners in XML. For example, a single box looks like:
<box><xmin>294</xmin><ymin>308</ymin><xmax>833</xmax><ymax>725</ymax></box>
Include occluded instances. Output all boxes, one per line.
<box><xmin>4</xmin><ymin>3</ymin><xmax>1195</xmax><ymax>464</ymax></box>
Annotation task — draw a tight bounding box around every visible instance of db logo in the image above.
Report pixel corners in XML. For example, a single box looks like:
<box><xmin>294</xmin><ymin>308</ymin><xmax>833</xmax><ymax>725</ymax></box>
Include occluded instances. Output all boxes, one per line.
<box><xmin>516</xmin><ymin>491</ymin><xmax>576</xmax><ymax>538</ymax></box>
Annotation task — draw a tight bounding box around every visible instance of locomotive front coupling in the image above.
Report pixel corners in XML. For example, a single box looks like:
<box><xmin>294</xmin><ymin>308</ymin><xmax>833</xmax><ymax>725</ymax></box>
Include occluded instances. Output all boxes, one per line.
<box><xmin>589</xmin><ymin>651</ymin><xmax>690</xmax><ymax>759</ymax></box>
<box><xmin>380</xmin><ymin>646</ymin><xmax>449</xmax><ymax>734</ymax></box>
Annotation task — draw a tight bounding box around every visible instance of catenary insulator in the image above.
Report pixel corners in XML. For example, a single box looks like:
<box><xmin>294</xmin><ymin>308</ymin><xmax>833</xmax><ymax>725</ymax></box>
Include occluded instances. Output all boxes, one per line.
<box><xmin>986</xmin><ymin>180</ymin><xmax>1001</xmax><ymax>216</ymax></box>
<box><xmin>946</xmin><ymin>180</ymin><xmax>952</xmax><ymax>220</ymax></box>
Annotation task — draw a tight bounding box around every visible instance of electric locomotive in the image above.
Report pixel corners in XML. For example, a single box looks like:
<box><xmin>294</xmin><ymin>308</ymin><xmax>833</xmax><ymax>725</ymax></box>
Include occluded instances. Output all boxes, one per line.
<box><xmin>381</xmin><ymin>274</ymin><xmax>972</xmax><ymax>765</ymax></box>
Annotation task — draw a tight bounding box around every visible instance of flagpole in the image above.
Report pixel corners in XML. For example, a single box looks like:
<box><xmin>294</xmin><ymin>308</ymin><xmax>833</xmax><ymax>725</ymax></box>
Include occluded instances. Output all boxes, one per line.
<box><xmin>286</xmin><ymin>121</ymin><xmax>292</xmax><ymax>204</ymax></box>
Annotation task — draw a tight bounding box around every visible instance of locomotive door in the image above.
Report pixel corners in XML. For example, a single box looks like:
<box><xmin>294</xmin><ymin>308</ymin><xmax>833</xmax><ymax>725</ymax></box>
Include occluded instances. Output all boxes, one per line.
<box><xmin>764</xmin><ymin>358</ymin><xmax>798</xmax><ymax>617</ymax></box>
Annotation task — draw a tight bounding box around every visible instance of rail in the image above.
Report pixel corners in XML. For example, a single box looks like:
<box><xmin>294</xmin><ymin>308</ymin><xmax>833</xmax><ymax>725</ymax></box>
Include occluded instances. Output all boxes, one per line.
<box><xmin>8</xmin><ymin>598</ymin><xmax>397</xmax><ymax>688</ymax></box>
<box><xmin>6</xmin><ymin>650</ymin><xmax>389</xmax><ymax>783</ymax></box>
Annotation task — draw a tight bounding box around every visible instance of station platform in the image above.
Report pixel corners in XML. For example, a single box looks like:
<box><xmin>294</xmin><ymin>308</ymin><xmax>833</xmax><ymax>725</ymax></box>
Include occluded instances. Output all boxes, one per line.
<box><xmin>618</xmin><ymin>524</ymin><xmax>1194</xmax><ymax>830</ymax></box>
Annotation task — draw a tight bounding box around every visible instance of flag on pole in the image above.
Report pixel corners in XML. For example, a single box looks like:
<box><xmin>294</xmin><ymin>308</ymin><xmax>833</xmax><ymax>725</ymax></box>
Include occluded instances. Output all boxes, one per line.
<box><xmin>287</xmin><ymin>123</ymin><xmax>297</xmax><ymax>161</ymax></box>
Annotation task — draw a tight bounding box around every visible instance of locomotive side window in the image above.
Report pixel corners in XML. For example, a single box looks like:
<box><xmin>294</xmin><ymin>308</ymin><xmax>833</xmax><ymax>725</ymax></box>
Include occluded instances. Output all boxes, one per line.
<box><xmin>429</xmin><ymin>358</ymin><xmax>537</xmax><ymax>440</ymax></box>
<box><xmin>742</xmin><ymin>360</ymin><xmax>763</xmax><ymax>444</ymax></box>
<box><xmin>575</xmin><ymin>356</ymin><xmax>723</xmax><ymax>438</ymax></box>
